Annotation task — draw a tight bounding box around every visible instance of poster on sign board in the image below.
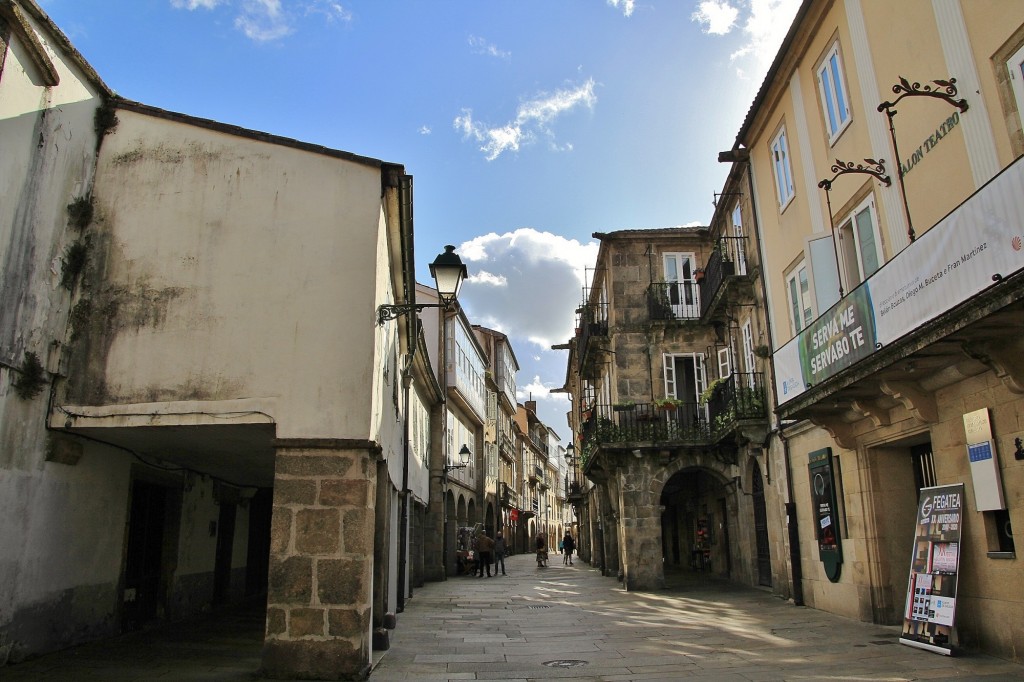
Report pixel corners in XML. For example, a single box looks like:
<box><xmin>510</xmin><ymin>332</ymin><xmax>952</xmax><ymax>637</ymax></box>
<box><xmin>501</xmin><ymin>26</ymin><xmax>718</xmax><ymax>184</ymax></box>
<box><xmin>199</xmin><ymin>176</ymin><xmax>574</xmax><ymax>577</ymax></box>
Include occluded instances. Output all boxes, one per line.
<box><xmin>900</xmin><ymin>483</ymin><xmax>964</xmax><ymax>655</ymax></box>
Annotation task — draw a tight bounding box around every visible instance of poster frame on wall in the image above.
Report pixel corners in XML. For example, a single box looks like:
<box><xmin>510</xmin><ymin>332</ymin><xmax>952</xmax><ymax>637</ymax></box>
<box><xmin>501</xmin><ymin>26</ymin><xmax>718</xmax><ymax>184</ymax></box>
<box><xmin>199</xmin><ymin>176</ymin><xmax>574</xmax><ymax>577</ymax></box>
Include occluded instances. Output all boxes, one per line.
<box><xmin>808</xmin><ymin>448</ymin><xmax>842</xmax><ymax>582</ymax></box>
<box><xmin>899</xmin><ymin>483</ymin><xmax>965</xmax><ymax>655</ymax></box>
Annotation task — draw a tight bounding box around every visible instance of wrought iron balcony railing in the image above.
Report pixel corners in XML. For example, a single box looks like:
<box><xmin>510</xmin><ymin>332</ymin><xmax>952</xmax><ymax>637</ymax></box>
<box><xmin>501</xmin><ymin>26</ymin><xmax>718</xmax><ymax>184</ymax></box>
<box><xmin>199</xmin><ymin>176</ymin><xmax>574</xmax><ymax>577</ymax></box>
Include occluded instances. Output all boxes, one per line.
<box><xmin>698</xmin><ymin>235</ymin><xmax>748</xmax><ymax>318</ymax></box>
<box><xmin>579</xmin><ymin>375</ymin><xmax>768</xmax><ymax>464</ymax></box>
<box><xmin>580</xmin><ymin>401</ymin><xmax>710</xmax><ymax>451</ymax></box>
<box><xmin>648</xmin><ymin>282</ymin><xmax>701</xmax><ymax>321</ymax></box>
<box><xmin>705</xmin><ymin>372</ymin><xmax>768</xmax><ymax>434</ymax></box>
<box><xmin>576</xmin><ymin>305</ymin><xmax>609</xmax><ymax>371</ymax></box>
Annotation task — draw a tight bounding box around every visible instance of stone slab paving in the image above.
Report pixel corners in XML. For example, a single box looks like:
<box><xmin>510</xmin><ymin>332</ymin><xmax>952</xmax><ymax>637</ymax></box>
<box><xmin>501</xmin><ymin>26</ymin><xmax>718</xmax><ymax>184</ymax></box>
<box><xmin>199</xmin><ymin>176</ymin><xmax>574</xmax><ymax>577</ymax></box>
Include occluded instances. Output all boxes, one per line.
<box><xmin>2</xmin><ymin>553</ymin><xmax>1022</xmax><ymax>681</ymax></box>
<box><xmin>373</xmin><ymin>553</ymin><xmax>1024</xmax><ymax>682</ymax></box>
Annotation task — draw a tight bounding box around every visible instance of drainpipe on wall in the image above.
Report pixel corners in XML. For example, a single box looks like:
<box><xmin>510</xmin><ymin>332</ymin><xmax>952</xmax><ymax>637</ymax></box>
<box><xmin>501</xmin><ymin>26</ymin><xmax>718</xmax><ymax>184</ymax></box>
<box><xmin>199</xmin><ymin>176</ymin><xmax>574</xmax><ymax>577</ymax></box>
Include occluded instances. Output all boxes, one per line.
<box><xmin>396</xmin><ymin>366</ymin><xmax>412</xmax><ymax>613</ymax></box>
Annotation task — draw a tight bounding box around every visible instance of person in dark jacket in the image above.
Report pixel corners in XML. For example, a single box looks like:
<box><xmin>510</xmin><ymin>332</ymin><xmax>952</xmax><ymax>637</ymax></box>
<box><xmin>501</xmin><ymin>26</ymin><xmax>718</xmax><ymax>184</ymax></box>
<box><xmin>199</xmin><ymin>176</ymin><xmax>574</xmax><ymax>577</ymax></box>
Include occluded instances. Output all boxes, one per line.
<box><xmin>493</xmin><ymin>532</ymin><xmax>507</xmax><ymax>576</ymax></box>
<box><xmin>562</xmin><ymin>532</ymin><xmax>576</xmax><ymax>565</ymax></box>
<box><xmin>476</xmin><ymin>532</ymin><xmax>494</xmax><ymax>577</ymax></box>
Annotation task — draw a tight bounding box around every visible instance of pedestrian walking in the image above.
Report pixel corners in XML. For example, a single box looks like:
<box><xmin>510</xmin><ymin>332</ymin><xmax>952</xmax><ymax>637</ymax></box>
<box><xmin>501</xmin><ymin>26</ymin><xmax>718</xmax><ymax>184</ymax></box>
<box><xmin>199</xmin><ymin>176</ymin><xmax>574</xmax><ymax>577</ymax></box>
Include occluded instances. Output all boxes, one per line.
<box><xmin>476</xmin><ymin>531</ymin><xmax>494</xmax><ymax>577</ymax></box>
<box><xmin>493</xmin><ymin>532</ymin><xmax>507</xmax><ymax>575</ymax></box>
<box><xmin>562</xmin><ymin>531</ymin><xmax>575</xmax><ymax>565</ymax></box>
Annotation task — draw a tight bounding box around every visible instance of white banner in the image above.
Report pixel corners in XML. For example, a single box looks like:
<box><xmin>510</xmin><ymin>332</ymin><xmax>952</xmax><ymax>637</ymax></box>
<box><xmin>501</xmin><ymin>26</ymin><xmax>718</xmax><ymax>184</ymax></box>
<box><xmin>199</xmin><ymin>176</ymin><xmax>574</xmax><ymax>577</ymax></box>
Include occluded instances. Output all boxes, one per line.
<box><xmin>776</xmin><ymin>157</ymin><xmax>1024</xmax><ymax>405</ymax></box>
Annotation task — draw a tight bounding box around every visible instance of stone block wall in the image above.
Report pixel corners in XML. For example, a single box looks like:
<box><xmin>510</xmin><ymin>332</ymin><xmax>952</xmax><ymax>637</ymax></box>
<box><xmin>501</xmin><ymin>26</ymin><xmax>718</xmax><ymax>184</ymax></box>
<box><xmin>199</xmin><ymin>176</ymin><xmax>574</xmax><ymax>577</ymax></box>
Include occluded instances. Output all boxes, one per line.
<box><xmin>262</xmin><ymin>442</ymin><xmax>377</xmax><ymax>681</ymax></box>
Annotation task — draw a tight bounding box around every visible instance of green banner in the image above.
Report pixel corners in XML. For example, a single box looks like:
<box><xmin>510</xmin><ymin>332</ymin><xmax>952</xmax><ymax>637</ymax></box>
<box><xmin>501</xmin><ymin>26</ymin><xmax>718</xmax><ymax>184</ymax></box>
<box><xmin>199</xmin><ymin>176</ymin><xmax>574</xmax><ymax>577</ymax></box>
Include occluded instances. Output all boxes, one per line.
<box><xmin>798</xmin><ymin>286</ymin><xmax>877</xmax><ymax>387</ymax></box>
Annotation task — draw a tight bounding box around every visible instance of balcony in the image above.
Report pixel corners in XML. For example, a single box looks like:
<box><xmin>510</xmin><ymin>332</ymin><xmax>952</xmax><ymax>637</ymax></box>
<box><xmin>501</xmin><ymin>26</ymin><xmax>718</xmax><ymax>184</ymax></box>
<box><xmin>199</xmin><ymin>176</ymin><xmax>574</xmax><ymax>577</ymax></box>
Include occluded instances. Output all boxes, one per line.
<box><xmin>648</xmin><ymin>282</ymin><xmax>701</xmax><ymax>321</ymax></box>
<box><xmin>698</xmin><ymin>235</ymin><xmax>750</xmax><ymax>320</ymax></box>
<box><xmin>580</xmin><ymin>401</ymin><xmax>710</xmax><ymax>453</ymax></box>
<box><xmin>579</xmin><ymin>379</ymin><xmax>769</xmax><ymax>468</ymax></box>
<box><xmin>577</xmin><ymin>304</ymin><xmax>609</xmax><ymax>376</ymax></box>
<box><xmin>704</xmin><ymin>372</ymin><xmax>769</xmax><ymax>445</ymax></box>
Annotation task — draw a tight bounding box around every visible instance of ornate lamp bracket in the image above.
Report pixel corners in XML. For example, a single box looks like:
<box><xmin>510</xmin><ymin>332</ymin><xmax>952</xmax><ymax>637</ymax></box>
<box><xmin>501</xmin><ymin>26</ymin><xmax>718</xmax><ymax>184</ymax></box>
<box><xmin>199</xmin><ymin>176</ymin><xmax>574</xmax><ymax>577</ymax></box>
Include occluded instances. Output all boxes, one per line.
<box><xmin>817</xmin><ymin>158</ymin><xmax>891</xmax><ymax>299</ymax></box>
<box><xmin>818</xmin><ymin>158</ymin><xmax>891</xmax><ymax>192</ymax></box>
<box><xmin>877</xmin><ymin>77</ymin><xmax>969</xmax><ymax>244</ymax></box>
<box><xmin>877</xmin><ymin>77</ymin><xmax>969</xmax><ymax>115</ymax></box>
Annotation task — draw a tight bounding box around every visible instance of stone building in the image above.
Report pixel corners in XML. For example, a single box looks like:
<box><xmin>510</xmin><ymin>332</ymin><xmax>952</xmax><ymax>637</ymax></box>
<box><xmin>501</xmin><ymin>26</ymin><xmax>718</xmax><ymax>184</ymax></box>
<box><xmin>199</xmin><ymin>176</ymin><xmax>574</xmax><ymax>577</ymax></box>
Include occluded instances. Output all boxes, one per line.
<box><xmin>727</xmin><ymin>0</ymin><xmax>1024</xmax><ymax>660</ymax></box>
<box><xmin>423</xmin><ymin>306</ymin><xmax>487</xmax><ymax>579</ymax></box>
<box><xmin>1</xmin><ymin>2</ymin><xmax>445</xmax><ymax>678</ymax></box>
<box><xmin>472</xmin><ymin>327</ymin><xmax>520</xmax><ymax>543</ymax></box>
<box><xmin>561</xmin><ymin>225</ymin><xmax>777</xmax><ymax>591</ymax></box>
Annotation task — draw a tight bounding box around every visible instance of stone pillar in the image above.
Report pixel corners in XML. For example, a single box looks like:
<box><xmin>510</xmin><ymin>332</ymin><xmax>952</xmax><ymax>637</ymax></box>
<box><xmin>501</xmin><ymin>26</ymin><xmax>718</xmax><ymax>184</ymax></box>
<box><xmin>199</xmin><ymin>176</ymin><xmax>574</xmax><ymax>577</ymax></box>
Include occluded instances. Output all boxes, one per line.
<box><xmin>422</xmin><ymin>403</ymin><xmax>446</xmax><ymax>582</ymax></box>
<box><xmin>618</xmin><ymin>460</ymin><xmax>665</xmax><ymax>591</ymax></box>
<box><xmin>262</xmin><ymin>440</ymin><xmax>377</xmax><ymax>681</ymax></box>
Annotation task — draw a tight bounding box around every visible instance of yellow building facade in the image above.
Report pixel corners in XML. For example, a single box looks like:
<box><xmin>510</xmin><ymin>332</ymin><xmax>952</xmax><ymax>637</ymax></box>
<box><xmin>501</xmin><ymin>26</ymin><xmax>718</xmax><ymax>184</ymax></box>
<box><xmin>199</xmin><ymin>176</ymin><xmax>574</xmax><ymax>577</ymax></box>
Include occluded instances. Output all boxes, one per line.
<box><xmin>725</xmin><ymin>0</ymin><xmax>1024</xmax><ymax>659</ymax></box>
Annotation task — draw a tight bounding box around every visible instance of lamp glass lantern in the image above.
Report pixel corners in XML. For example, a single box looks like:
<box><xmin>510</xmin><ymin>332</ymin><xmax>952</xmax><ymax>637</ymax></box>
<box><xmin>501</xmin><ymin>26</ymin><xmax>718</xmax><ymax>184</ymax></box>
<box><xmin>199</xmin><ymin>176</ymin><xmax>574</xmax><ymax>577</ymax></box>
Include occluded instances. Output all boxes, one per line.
<box><xmin>429</xmin><ymin>245</ymin><xmax>469</xmax><ymax>308</ymax></box>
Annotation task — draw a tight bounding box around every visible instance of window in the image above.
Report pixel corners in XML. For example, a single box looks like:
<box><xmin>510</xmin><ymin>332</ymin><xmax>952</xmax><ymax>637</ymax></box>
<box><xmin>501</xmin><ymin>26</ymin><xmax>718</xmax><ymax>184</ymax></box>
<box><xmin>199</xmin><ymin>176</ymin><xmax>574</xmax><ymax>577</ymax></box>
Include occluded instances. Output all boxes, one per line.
<box><xmin>717</xmin><ymin>347</ymin><xmax>731</xmax><ymax>379</ymax></box>
<box><xmin>771</xmin><ymin>126</ymin><xmax>795</xmax><ymax>208</ymax></box>
<box><xmin>786</xmin><ymin>261</ymin><xmax>813</xmax><ymax>334</ymax></box>
<box><xmin>742</xmin><ymin>320</ymin><xmax>756</xmax><ymax>375</ymax></box>
<box><xmin>663</xmin><ymin>252</ymin><xmax>700</xmax><ymax>318</ymax></box>
<box><xmin>664</xmin><ymin>353</ymin><xmax>708</xmax><ymax>423</ymax></box>
<box><xmin>1007</xmin><ymin>42</ymin><xmax>1024</xmax><ymax>132</ymax></box>
<box><xmin>731</xmin><ymin>203</ymin><xmax>748</xmax><ymax>274</ymax></box>
<box><xmin>837</xmin><ymin>197</ymin><xmax>882</xmax><ymax>289</ymax></box>
<box><xmin>817</xmin><ymin>41</ymin><xmax>851</xmax><ymax>142</ymax></box>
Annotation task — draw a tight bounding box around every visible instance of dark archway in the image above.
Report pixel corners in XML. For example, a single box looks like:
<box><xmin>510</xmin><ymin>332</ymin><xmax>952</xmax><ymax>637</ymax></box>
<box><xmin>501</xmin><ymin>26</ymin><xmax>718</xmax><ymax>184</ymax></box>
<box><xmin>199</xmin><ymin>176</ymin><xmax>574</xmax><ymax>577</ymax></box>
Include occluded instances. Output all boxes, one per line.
<box><xmin>659</xmin><ymin>468</ymin><xmax>730</xmax><ymax>575</ymax></box>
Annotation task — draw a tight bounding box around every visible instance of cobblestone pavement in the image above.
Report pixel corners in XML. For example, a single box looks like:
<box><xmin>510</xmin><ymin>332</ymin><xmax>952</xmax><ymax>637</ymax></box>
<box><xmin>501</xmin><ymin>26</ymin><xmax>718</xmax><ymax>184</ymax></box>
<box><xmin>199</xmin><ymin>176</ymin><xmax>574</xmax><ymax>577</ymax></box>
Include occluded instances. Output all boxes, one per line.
<box><xmin>373</xmin><ymin>553</ymin><xmax>1023</xmax><ymax>682</ymax></box>
<box><xmin>3</xmin><ymin>552</ymin><xmax>1022</xmax><ymax>681</ymax></box>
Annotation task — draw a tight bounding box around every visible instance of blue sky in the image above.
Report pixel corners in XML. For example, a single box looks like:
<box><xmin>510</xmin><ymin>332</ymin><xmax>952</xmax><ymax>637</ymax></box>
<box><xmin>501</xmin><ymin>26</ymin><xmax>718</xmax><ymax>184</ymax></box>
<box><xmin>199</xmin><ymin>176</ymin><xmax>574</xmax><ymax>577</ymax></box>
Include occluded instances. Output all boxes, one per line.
<box><xmin>40</xmin><ymin>0</ymin><xmax>800</xmax><ymax>439</ymax></box>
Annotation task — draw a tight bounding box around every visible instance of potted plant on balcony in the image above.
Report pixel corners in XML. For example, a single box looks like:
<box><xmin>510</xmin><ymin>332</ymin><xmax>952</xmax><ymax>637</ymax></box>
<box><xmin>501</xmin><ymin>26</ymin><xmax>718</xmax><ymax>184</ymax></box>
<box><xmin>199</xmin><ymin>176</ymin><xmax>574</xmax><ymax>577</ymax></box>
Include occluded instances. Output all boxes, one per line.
<box><xmin>694</xmin><ymin>267</ymin><xmax>705</xmax><ymax>283</ymax></box>
<box><xmin>612</xmin><ymin>400</ymin><xmax>635</xmax><ymax>412</ymax></box>
<box><xmin>699</xmin><ymin>377</ymin><xmax>727</xmax><ymax>405</ymax></box>
<box><xmin>654</xmin><ymin>397</ymin><xmax>684</xmax><ymax>412</ymax></box>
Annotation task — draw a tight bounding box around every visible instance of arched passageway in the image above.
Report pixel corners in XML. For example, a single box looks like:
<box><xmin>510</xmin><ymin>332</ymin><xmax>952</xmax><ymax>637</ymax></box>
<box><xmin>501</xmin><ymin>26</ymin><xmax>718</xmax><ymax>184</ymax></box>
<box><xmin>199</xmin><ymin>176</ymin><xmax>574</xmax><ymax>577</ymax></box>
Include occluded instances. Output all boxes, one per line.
<box><xmin>660</xmin><ymin>468</ymin><xmax>732</xmax><ymax>576</ymax></box>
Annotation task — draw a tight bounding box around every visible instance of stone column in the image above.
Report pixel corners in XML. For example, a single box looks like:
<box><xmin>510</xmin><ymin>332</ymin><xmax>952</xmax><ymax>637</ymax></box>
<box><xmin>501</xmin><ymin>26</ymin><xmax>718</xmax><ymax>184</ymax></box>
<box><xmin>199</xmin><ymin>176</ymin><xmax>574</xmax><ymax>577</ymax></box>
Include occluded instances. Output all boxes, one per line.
<box><xmin>618</xmin><ymin>459</ymin><xmax>665</xmax><ymax>591</ymax></box>
<box><xmin>422</xmin><ymin>403</ymin><xmax>446</xmax><ymax>582</ymax></box>
<box><xmin>262</xmin><ymin>440</ymin><xmax>378</xmax><ymax>681</ymax></box>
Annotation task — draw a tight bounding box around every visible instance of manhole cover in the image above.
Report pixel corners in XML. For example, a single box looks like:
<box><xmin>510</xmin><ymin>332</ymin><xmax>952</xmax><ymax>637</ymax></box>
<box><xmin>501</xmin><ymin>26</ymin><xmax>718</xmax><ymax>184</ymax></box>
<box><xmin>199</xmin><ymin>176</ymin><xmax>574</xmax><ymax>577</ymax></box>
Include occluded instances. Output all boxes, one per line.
<box><xmin>543</xmin><ymin>660</ymin><xmax>588</xmax><ymax>668</ymax></box>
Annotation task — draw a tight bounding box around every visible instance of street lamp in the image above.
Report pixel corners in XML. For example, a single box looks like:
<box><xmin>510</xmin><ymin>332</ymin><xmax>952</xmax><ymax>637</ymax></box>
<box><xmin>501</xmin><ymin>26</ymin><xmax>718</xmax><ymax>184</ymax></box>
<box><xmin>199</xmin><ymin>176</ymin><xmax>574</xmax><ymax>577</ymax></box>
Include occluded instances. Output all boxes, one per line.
<box><xmin>377</xmin><ymin>245</ymin><xmax>468</xmax><ymax>325</ymax></box>
<box><xmin>446</xmin><ymin>444</ymin><xmax>471</xmax><ymax>477</ymax></box>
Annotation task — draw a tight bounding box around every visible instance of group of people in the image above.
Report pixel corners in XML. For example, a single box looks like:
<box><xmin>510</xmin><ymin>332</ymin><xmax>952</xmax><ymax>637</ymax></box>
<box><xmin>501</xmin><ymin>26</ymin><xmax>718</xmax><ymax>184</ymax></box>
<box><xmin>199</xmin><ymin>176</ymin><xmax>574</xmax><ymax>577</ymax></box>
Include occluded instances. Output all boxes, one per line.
<box><xmin>535</xmin><ymin>531</ymin><xmax>576</xmax><ymax>567</ymax></box>
<box><xmin>472</xmin><ymin>531</ymin><xmax>507</xmax><ymax>577</ymax></box>
<box><xmin>469</xmin><ymin>530</ymin><xmax>577</xmax><ymax>576</ymax></box>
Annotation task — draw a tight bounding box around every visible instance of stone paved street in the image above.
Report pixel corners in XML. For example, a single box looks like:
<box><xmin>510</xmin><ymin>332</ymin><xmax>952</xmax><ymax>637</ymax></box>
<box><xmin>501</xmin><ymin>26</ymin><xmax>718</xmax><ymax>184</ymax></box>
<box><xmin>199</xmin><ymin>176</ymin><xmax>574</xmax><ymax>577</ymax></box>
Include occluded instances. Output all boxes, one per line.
<box><xmin>3</xmin><ymin>552</ymin><xmax>1023</xmax><ymax>681</ymax></box>
<box><xmin>374</xmin><ymin>553</ymin><xmax>1023</xmax><ymax>682</ymax></box>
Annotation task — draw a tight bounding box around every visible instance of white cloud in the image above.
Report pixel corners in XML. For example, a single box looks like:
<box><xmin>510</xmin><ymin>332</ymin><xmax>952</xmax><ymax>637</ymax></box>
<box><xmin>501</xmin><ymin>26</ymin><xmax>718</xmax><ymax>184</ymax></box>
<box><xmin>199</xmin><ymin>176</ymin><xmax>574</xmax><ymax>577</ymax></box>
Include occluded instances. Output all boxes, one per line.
<box><xmin>235</xmin><ymin>0</ymin><xmax>292</xmax><ymax>41</ymax></box>
<box><xmin>171</xmin><ymin>0</ymin><xmax>224</xmax><ymax>8</ymax></box>
<box><xmin>419</xmin><ymin>125</ymin><xmax>432</xmax><ymax>135</ymax></box>
<box><xmin>691</xmin><ymin>0</ymin><xmax>800</xmax><ymax>82</ymax></box>
<box><xmin>607</xmin><ymin>0</ymin><xmax>636</xmax><ymax>18</ymax></box>
<box><xmin>304</xmin><ymin>0</ymin><xmax>351</xmax><ymax>23</ymax></box>
<box><xmin>470</xmin><ymin>270</ymin><xmax>509</xmax><ymax>287</ymax></box>
<box><xmin>455</xmin><ymin>228</ymin><xmax>598</xmax><ymax>349</ymax></box>
<box><xmin>171</xmin><ymin>0</ymin><xmax>350</xmax><ymax>41</ymax></box>
<box><xmin>692</xmin><ymin>0</ymin><xmax>739</xmax><ymax>35</ymax></box>
<box><xmin>454</xmin><ymin>78</ymin><xmax>596</xmax><ymax>161</ymax></box>
<box><xmin>517</xmin><ymin>375</ymin><xmax>570</xmax><ymax>408</ymax></box>
<box><xmin>468</xmin><ymin>35</ymin><xmax>511</xmax><ymax>61</ymax></box>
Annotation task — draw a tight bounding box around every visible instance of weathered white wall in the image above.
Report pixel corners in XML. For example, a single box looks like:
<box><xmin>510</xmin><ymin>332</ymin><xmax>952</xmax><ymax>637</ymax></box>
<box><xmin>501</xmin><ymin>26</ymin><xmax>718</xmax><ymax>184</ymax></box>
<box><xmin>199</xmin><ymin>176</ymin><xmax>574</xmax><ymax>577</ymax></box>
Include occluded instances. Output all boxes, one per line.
<box><xmin>70</xmin><ymin>109</ymin><xmax>387</xmax><ymax>441</ymax></box>
<box><xmin>0</xmin><ymin>3</ymin><xmax>119</xmax><ymax>662</ymax></box>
